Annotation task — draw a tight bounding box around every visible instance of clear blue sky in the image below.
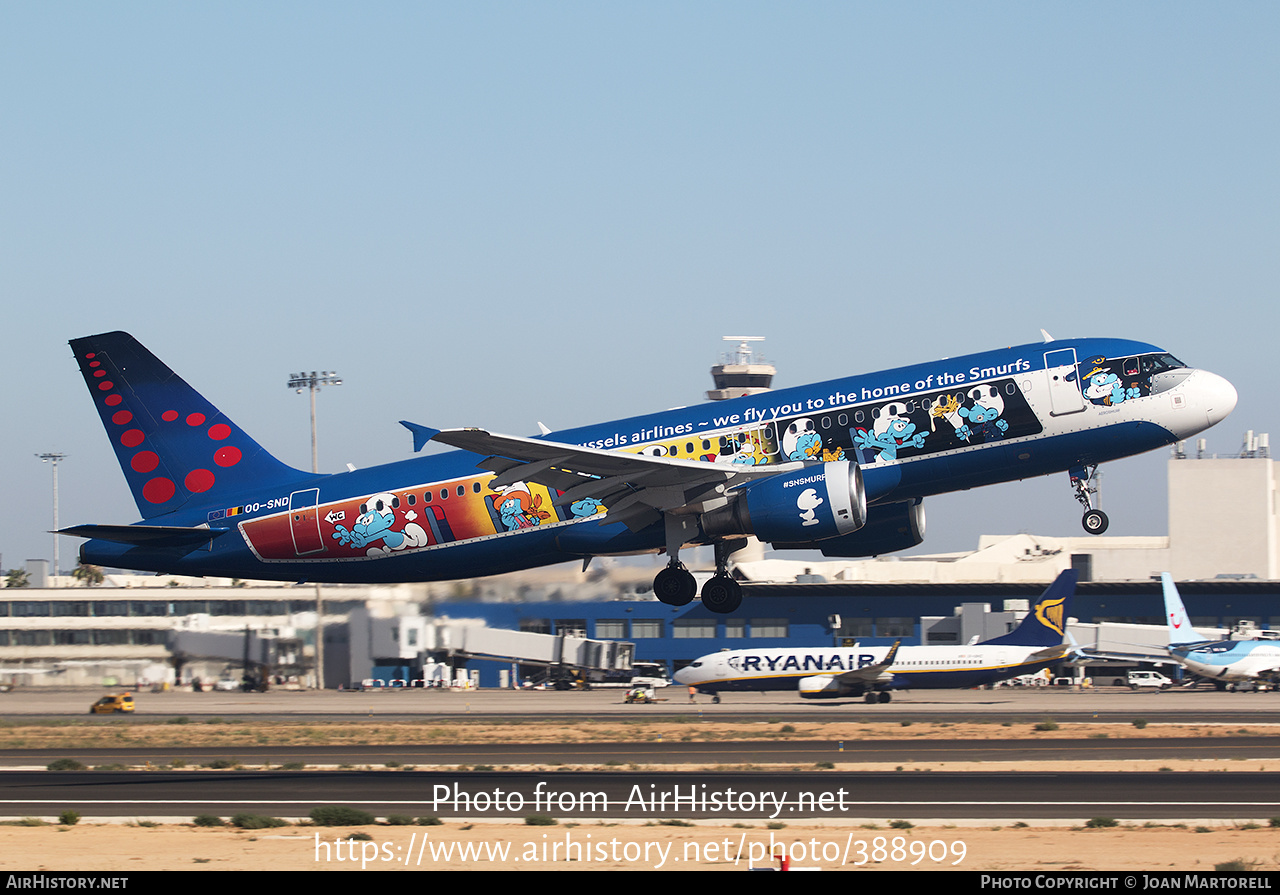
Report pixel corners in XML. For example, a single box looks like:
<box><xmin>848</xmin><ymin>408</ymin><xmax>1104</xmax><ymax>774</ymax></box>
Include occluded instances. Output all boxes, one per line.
<box><xmin>2</xmin><ymin>3</ymin><xmax>1275</xmax><ymax>571</ymax></box>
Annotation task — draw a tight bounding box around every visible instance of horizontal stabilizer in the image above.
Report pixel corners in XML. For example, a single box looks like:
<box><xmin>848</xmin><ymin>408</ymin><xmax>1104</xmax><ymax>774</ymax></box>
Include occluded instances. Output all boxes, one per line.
<box><xmin>58</xmin><ymin>524</ymin><xmax>229</xmax><ymax>548</ymax></box>
<box><xmin>399</xmin><ymin>421</ymin><xmax>441</xmax><ymax>453</ymax></box>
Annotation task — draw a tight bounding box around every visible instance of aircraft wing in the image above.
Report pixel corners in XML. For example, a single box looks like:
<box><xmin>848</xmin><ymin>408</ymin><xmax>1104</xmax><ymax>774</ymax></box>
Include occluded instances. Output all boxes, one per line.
<box><xmin>402</xmin><ymin>423</ymin><xmax>806</xmax><ymax>531</ymax></box>
<box><xmin>827</xmin><ymin>641</ymin><xmax>902</xmax><ymax>686</ymax></box>
<box><xmin>1074</xmin><ymin>645</ymin><xmax>1173</xmax><ymax>663</ymax></box>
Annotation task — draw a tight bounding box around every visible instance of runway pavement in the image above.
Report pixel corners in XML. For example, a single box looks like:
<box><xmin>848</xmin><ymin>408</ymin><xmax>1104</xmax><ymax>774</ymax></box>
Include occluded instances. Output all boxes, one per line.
<box><xmin>3</xmin><ymin>736</ymin><xmax>1280</xmax><ymax>769</ymax></box>
<box><xmin>3</xmin><ymin>685</ymin><xmax>1278</xmax><ymax>723</ymax></box>
<box><xmin>3</xmin><ymin>687</ymin><xmax>1279</xmax><ymax>822</ymax></box>
<box><xmin>2</xmin><ymin>769</ymin><xmax>1278</xmax><ymax>821</ymax></box>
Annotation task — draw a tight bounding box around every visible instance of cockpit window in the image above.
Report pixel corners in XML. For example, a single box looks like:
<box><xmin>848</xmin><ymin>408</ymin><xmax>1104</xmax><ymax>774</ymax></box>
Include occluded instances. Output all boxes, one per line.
<box><xmin>1140</xmin><ymin>353</ymin><xmax>1186</xmax><ymax>375</ymax></box>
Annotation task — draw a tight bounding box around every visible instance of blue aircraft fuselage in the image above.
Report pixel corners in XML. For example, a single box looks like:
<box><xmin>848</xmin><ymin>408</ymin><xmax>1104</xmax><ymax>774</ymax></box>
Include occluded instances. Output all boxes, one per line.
<box><xmin>70</xmin><ymin>333</ymin><xmax>1236</xmax><ymax>588</ymax></box>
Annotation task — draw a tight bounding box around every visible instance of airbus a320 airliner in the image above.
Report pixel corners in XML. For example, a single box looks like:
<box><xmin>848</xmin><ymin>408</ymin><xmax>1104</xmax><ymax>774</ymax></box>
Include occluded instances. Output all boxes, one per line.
<box><xmin>62</xmin><ymin>332</ymin><xmax>1234</xmax><ymax>613</ymax></box>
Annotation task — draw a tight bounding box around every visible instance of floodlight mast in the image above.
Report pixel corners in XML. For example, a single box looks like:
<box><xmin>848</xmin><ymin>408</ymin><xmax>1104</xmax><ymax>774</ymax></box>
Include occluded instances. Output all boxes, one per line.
<box><xmin>36</xmin><ymin>452</ymin><xmax>66</xmax><ymax>584</ymax></box>
<box><xmin>287</xmin><ymin>370</ymin><xmax>342</xmax><ymax>474</ymax></box>
<box><xmin>286</xmin><ymin>370</ymin><xmax>341</xmax><ymax>689</ymax></box>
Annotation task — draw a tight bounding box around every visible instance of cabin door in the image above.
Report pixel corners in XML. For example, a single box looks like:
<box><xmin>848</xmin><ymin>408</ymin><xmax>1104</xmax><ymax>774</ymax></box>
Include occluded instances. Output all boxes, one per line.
<box><xmin>289</xmin><ymin>489</ymin><xmax>326</xmax><ymax>556</ymax></box>
<box><xmin>1044</xmin><ymin>348</ymin><xmax>1085</xmax><ymax>416</ymax></box>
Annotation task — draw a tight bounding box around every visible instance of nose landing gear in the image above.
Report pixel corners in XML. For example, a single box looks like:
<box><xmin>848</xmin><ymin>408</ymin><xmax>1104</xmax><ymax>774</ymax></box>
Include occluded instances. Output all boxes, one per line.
<box><xmin>1070</xmin><ymin>464</ymin><xmax>1109</xmax><ymax>535</ymax></box>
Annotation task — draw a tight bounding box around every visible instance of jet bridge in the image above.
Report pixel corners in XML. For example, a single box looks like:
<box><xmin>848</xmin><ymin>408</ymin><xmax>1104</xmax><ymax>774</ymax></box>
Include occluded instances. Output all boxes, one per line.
<box><xmin>348</xmin><ymin>609</ymin><xmax>634</xmax><ymax>688</ymax></box>
<box><xmin>168</xmin><ymin>625</ymin><xmax>307</xmax><ymax>690</ymax></box>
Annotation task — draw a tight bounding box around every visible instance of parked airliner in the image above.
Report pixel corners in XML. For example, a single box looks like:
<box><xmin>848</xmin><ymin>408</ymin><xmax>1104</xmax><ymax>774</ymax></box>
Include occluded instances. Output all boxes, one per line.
<box><xmin>63</xmin><ymin>332</ymin><xmax>1233</xmax><ymax>613</ymax></box>
<box><xmin>673</xmin><ymin>571</ymin><xmax>1077</xmax><ymax>702</ymax></box>
<box><xmin>1161</xmin><ymin>573</ymin><xmax>1280</xmax><ymax>685</ymax></box>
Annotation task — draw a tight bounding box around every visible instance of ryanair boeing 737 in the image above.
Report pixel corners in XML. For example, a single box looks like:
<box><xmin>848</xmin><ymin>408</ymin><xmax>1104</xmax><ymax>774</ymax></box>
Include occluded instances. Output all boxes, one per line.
<box><xmin>674</xmin><ymin>571</ymin><xmax>1077</xmax><ymax>702</ymax></box>
<box><xmin>62</xmin><ymin>332</ymin><xmax>1234</xmax><ymax>613</ymax></box>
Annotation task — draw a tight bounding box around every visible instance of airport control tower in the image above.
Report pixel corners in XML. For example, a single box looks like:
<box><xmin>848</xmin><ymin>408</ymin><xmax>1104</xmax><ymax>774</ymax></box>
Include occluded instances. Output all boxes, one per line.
<box><xmin>707</xmin><ymin>336</ymin><xmax>775</xmax><ymax>401</ymax></box>
<box><xmin>708</xmin><ymin>337</ymin><xmax>773</xmax><ymax>564</ymax></box>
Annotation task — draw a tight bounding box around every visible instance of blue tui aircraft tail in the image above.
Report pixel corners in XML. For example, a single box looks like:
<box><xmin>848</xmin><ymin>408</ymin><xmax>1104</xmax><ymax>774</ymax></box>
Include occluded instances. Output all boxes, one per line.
<box><xmin>981</xmin><ymin>569</ymin><xmax>1077</xmax><ymax>648</ymax></box>
<box><xmin>70</xmin><ymin>332</ymin><xmax>311</xmax><ymax>520</ymax></box>
<box><xmin>1161</xmin><ymin>573</ymin><xmax>1207</xmax><ymax>647</ymax></box>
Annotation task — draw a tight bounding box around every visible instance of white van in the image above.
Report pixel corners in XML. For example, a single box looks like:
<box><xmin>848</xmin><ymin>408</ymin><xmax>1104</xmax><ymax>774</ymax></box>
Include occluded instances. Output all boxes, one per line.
<box><xmin>1127</xmin><ymin>670</ymin><xmax>1173</xmax><ymax>690</ymax></box>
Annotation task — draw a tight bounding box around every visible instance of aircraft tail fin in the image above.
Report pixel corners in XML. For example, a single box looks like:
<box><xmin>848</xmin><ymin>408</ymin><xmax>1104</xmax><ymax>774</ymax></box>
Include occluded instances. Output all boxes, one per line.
<box><xmin>982</xmin><ymin>569</ymin><xmax>1076</xmax><ymax>648</ymax></box>
<box><xmin>70</xmin><ymin>332</ymin><xmax>312</xmax><ymax>520</ymax></box>
<box><xmin>1161</xmin><ymin>573</ymin><xmax>1204</xmax><ymax>646</ymax></box>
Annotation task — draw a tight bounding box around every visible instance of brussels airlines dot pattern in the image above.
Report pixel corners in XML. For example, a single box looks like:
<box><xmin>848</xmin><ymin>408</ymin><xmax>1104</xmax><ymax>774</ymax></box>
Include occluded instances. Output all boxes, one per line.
<box><xmin>73</xmin><ymin>337</ymin><xmax>310</xmax><ymax>517</ymax></box>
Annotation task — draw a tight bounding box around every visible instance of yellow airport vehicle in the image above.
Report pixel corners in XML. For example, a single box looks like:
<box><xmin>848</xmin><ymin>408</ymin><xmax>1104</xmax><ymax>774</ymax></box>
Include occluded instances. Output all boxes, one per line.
<box><xmin>624</xmin><ymin>685</ymin><xmax>657</xmax><ymax>704</ymax></box>
<box><xmin>89</xmin><ymin>693</ymin><xmax>134</xmax><ymax>714</ymax></box>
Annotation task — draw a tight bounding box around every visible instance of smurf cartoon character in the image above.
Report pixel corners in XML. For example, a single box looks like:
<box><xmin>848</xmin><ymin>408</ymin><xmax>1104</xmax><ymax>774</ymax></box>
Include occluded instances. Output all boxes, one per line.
<box><xmin>853</xmin><ymin>402</ymin><xmax>929</xmax><ymax>462</ymax></box>
<box><xmin>493</xmin><ymin>482</ymin><xmax>553</xmax><ymax>531</ymax></box>
<box><xmin>782</xmin><ymin>418</ymin><xmax>823</xmax><ymax>461</ymax></box>
<box><xmin>569</xmin><ymin>498</ymin><xmax>605</xmax><ymax>518</ymax></box>
<box><xmin>796</xmin><ymin>487</ymin><xmax>825</xmax><ymax>527</ymax></box>
<box><xmin>955</xmin><ymin>386</ymin><xmax>1009</xmax><ymax>442</ymax></box>
<box><xmin>1083</xmin><ymin>365</ymin><xmax>1140</xmax><ymax>407</ymax></box>
<box><xmin>331</xmin><ymin>492</ymin><xmax>429</xmax><ymax>557</ymax></box>
<box><xmin>782</xmin><ymin>417</ymin><xmax>844</xmax><ymax>462</ymax></box>
<box><xmin>729</xmin><ymin>435</ymin><xmax>765</xmax><ymax>466</ymax></box>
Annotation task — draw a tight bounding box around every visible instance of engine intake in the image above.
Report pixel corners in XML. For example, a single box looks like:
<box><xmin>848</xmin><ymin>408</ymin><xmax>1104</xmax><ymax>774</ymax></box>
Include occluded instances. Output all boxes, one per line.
<box><xmin>798</xmin><ymin>675</ymin><xmax>849</xmax><ymax>699</ymax></box>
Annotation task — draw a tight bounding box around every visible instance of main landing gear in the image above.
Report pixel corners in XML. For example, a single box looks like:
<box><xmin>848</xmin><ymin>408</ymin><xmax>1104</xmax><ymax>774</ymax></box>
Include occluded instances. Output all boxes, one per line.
<box><xmin>652</xmin><ymin>559</ymin><xmax>743</xmax><ymax>614</ymax></box>
<box><xmin>700</xmin><ymin>573</ymin><xmax>742</xmax><ymax>614</ymax></box>
<box><xmin>654</xmin><ymin>563</ymin><xmax>697</xmax><ymax>606</ymax></box>
<box><xmin>1069</xmin><ymin>464</ymin><xmax>1109</xmax><ymax>535</ymax></box>
<box><xmin>700</xmin><ymin>540</ymin><xmax>743</xmax><ymax>614</ymax></box>
<box><xmin>864</xmin><ymin>691</ymin><xmax>892</xmax><ymax>704</ymax></box>
<box><xmin>651</xmin><ymin>521</ymin><xmax>743</xmax><ymax>614</ymax></box>
<box><xmin>654</xmin><ymin>514</ymin><xmax>699</xmax><ymax>607</ymax></box>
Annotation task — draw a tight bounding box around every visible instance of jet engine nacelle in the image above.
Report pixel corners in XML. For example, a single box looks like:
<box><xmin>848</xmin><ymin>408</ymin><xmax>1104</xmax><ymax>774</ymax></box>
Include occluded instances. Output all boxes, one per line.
<box><xmin>773</xmin><ymin>499</ymin><xmax>925</xmax><ymax>557</ymax></box>
<box><xmin>819</xmin><ymin>499</ymin><xmax>925</xmax><ymax>557</ymax></box>
<box><xmin>798</xmin><ymin>675</ymin><xmax>852</xmax><ymax>699</ymax></box>
<box><xmin>701</xmin><ymin>461</ymin><xmax>867</xmax><ymax>545</ymax></box>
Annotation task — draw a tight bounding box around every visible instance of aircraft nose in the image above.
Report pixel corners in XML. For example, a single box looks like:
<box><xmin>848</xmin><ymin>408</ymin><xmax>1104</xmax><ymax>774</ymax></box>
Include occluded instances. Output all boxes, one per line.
<box><xmin>673</xmin><ymin>666</ymin><xmax>692</xmax><ymax>685</ymax></box>
<box><xmin>1199</xmin><ymin>370</ymin><xmax>1238</xmax><ymax>428</ymax></box>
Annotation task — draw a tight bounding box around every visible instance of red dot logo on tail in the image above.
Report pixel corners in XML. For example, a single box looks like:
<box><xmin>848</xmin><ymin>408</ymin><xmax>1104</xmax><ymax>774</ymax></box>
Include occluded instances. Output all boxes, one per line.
<box><xmin>143</xmin><ymin>478</ymin><xmax>176</xmax><ymax>504</ymax></box>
